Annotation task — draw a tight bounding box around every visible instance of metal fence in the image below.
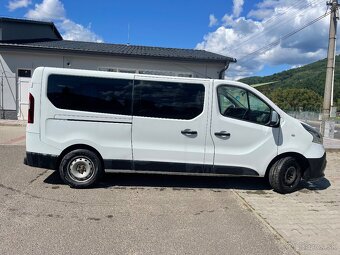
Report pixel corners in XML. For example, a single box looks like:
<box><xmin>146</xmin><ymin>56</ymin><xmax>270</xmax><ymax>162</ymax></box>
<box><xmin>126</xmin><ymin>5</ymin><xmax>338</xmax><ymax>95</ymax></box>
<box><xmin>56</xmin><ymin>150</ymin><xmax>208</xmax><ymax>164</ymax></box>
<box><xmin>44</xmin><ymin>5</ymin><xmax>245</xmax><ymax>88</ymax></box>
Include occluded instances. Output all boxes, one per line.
<box><xmin>287</xmin><ymin>110</ymin><xmax>340</xmax><ymax>124</ymax></box>
<box><xmin>287</xmin><ymin>111</ymin><xmax>321</xmax><ymax>121</ymax></box>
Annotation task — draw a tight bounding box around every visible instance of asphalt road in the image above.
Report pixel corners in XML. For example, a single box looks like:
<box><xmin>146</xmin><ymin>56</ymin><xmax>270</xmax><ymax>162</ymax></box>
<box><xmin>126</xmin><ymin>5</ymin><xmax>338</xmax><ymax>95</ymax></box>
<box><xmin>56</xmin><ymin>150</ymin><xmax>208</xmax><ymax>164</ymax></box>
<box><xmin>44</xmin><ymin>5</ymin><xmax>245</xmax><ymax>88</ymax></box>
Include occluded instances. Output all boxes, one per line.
<box><xmin>0</xmin><ymin>145</ymin><xmax>294</xmax><ymax>255</ymax></box>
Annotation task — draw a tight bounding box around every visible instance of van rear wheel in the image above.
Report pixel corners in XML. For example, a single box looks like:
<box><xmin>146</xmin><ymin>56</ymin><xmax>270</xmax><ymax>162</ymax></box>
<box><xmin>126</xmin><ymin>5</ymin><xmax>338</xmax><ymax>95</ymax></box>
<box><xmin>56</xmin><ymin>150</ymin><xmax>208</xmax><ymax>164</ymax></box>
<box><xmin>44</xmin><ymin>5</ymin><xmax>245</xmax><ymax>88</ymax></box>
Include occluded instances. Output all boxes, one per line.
<box><xmin>268</xmin><ymin>156</ymin><xmax>301</xmax><ymax>194</ymax></box>
<box><xmin>59</xmin><ymin>149</ymin><xmax>103</xmax><ymax>188</ymax></box>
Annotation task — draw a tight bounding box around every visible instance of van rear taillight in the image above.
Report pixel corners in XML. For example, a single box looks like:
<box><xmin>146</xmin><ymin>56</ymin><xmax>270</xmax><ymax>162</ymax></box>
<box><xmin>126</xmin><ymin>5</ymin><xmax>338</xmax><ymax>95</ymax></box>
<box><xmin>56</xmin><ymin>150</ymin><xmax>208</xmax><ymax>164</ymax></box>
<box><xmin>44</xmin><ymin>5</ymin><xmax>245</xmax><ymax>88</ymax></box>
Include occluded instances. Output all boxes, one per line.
<box><xmin>28</xmin><ymin>93</ymin><xmax>34</xmax><ymax>124</ymax></box>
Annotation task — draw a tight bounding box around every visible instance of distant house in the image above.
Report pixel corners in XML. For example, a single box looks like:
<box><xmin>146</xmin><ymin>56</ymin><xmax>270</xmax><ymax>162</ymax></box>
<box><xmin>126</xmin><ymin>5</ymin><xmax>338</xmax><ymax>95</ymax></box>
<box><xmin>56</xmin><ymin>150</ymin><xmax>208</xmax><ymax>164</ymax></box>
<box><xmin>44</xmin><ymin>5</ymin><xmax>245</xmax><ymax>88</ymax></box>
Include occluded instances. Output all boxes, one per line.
<box><xmin>0</xmin><ymin>17</ymin><xmax>236</xmax><ymax>120</ymax></box>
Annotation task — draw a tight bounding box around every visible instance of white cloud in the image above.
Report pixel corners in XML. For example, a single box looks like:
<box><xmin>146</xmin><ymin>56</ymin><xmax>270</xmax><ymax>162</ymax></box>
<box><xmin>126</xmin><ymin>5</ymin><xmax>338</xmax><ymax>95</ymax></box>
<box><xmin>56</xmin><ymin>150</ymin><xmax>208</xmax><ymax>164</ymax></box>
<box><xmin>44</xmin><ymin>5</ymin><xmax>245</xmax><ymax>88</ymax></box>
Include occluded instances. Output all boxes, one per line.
<box><xmin>247</xmin><ymin>8</ymin><xmax>273</xmax><ymax>20</ymax></box>
<box><xmin>7</xmin><ymin>0</ymin><xmax>31</xmax><ymax>11</ymax></box>
<box><xmin>256</xmin><ymin>0</ymin><xmax>281</xmax><ymax>9</ymax></box>
<box><xmin>24</xmin><ymin>0</ymin><xmax>102</xmax><ymax>42</ymax></box>
<box><xmin>233</xmin><ymin>0</ymin><xmax>244</xmax><ymax>18</ymax></box>
<box><xmin>197</xmin><ymin>0</ymin><xmax>330</xmax><ymax>78</ymax></box>
<box><xmin>209</xmin><ymin>14</ymin><xmax>218</xmax><ymax>27</ymax></box>
<box><xmin>25</xmin><ymin>0</ymin><xmax>65</xmax><ymax>20</ymax></box>
<box><xmin>60</xmin><ymin>19</ymin><xmax>103</xmax><ymax>43</ymax></box>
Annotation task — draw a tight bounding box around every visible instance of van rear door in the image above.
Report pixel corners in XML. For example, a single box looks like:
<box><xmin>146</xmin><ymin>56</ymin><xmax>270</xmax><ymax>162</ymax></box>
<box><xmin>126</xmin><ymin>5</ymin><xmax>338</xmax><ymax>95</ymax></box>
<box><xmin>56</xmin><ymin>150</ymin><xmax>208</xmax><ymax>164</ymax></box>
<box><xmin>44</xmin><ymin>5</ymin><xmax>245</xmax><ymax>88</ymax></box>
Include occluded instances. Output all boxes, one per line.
<box><xmin>40</xmin><ymin>68</ymin><xmax>134</xmax><ymax>165</ymax></box>
<box><xmin>132</xmin><ymin>75</ymin><xmax>210</xmax><ymax>173</ymax></box>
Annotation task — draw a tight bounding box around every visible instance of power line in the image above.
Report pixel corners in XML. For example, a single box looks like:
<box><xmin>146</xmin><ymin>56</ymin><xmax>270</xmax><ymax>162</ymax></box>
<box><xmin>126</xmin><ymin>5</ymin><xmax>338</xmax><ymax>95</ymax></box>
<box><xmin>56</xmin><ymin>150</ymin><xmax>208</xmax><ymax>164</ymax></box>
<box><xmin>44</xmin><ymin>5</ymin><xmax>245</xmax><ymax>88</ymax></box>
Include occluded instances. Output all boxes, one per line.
<box><xmin>237</xmin><ymin>11</ymin><xmax>331</xmax><ymax>62</ymax></box>
<box><xmin>266</xmin><ymin>0</ymin><xmax>324</xmax><ymax>25</ymax></box>
<box><xmin>228</xmin><ymin>0</ymin><xmax>325</xmax><ymax>53</ymax></box>
<box><xmin>223</xmin><ymin>0</ymin><xmax>323</xmax><ymax>51</ymax></box>
<box><xmin>258</xmin><ymin>0</ymin><xmax>319</xmax><ymax>26</ymax></box>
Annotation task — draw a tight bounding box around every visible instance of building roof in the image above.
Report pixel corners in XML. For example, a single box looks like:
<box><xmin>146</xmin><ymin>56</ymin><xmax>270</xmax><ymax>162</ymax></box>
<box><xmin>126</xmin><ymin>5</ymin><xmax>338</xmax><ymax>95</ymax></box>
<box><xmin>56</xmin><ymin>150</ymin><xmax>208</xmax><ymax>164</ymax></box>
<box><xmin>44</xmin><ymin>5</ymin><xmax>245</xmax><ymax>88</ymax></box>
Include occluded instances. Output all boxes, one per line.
<box><xmin>0</xmin><ymin>40</ymin><xmax>236</xmax><ymax>63</ymax></box>
<box><xmin>0</xmin><ymin>17</ymin><xmax>63</xmax><ymax>41</ymax></box>
<box><xmin>0</xmin><ymin>17</ymin><xmax>236</xmax><ymax>63</ymax></box>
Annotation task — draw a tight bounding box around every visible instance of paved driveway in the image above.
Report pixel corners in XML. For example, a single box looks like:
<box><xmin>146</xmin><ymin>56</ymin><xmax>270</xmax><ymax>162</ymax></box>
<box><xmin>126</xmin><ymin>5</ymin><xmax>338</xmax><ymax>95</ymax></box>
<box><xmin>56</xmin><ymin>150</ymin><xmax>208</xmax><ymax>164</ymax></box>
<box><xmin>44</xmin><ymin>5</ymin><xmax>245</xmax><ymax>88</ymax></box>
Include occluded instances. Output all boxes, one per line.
<box><xmin>0</xmin><ymin>145</ymin><xmax>293</xmax><ymax>255</ymax></box>
<box><xmin>0</xmin><ymin>126</ymin><xmax>25</xmax><ymax>145</ymax></box>
<box><xmin>1</xmin><ymin>125</ymin><xmax>339</xmax><ymax>254</ymax></box>
<box><xmin>236</xmin><ymin>151</ymin><xmax>340</xmax><ymax>255</ymax></box>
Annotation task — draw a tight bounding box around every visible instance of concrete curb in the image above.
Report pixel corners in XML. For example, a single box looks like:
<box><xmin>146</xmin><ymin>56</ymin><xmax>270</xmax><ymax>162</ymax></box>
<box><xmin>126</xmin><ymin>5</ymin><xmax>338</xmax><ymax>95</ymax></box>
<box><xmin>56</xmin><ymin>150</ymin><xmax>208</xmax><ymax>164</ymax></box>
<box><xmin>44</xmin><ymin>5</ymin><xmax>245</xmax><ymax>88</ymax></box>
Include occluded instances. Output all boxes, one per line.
<box><xmin>303</xmin><ymin>119</ymin><xmax>340</xmax><ymax>127</ymax></box>
<box><xmin>0</xmin><ymin>122</ymin><xmax>26</xmax><ymax>127</ymax></box>
<box><xmin>323</xmin><ymin>138</ymin><xmax>340</xmax><ymax>151</ymax></box>
<box><xmin>326</xmin><ymin>148</ymin><xmax>340</xmax><ymax>152</ymax></box>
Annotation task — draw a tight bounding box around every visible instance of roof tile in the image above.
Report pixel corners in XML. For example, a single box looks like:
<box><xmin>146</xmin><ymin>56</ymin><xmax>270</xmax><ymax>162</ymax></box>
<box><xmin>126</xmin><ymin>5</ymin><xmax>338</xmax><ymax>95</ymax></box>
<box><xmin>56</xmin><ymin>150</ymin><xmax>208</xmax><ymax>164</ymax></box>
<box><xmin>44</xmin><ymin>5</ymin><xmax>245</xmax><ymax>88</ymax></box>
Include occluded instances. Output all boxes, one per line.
<box><xmin>0</xmin><ymin>40</ymin><xmax>236</xmax><ymax>63</ymax></box>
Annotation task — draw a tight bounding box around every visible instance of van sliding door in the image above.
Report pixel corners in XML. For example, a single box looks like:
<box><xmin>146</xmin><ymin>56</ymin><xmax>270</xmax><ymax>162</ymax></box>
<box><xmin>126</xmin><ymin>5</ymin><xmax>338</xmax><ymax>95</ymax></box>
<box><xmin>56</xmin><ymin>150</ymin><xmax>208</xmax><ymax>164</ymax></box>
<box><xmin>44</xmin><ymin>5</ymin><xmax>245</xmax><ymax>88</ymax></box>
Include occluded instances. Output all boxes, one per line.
<box><xmin>131</xmin><ymin>75</ymin><xmax>210</xmax><ymax>173</ymax></box>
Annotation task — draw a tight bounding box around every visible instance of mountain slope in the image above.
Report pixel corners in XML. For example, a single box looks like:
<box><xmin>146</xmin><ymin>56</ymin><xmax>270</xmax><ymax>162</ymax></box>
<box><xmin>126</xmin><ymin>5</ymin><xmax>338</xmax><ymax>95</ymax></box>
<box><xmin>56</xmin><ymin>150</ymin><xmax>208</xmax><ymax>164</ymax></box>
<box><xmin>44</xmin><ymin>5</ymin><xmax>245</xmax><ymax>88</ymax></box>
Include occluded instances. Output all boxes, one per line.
<box><xmin>238</xmin><ymin>56</ymin><xmax>340</xmax><ymax>104</ymax></box>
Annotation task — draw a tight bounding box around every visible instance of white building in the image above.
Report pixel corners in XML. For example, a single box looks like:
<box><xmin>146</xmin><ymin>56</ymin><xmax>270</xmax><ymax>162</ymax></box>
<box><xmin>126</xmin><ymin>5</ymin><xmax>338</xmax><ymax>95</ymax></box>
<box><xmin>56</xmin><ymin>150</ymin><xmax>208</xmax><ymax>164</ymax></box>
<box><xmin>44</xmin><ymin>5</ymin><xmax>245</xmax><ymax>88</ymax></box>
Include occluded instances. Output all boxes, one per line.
<box><xmin>0</xmin><ymin>17</ymin><xmax>236</xmax><ymax>120</ymax></box>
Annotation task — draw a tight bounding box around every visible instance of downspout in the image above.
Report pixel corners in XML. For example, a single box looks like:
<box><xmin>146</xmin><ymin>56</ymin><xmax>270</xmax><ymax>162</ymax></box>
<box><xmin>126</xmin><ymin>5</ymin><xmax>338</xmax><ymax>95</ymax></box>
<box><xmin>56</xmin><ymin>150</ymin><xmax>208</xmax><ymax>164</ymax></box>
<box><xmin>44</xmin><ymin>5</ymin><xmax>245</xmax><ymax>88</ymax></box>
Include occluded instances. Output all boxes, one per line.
<box><xmin>218</xmin><ymin>58</ymin><xmax>237</xmax><ymax>79</ymax></box>
<box><xmin>218</xmin><ymin>62</ymin><xmax>229</xmax><ymax>79</ymax></box>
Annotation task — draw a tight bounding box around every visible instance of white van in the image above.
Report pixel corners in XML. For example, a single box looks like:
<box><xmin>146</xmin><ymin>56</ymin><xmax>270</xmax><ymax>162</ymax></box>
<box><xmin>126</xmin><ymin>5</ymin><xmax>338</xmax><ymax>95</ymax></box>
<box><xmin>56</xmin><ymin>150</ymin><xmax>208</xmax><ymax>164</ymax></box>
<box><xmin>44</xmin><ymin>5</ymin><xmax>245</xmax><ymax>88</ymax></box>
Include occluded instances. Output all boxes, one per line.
<box><xmin>24</xmin><ymin>67</ymin><xmax>326</xmax><ymax>193</ymax></box>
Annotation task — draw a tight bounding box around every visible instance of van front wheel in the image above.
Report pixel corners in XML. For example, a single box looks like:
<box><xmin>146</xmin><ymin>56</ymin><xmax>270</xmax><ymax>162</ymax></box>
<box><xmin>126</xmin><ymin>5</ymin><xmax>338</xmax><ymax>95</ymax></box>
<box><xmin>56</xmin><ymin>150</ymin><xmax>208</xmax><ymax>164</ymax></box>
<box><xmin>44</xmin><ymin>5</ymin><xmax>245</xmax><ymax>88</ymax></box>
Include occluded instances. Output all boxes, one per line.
<box><xmin>268</xmin><ymin>156</ymin><xmax>301</xmax><ymax>194</ymax></box>
<box><xmin>59</xmin><ymin>149</ymin><xmax>103</xmax><ymax>188</ymax></box>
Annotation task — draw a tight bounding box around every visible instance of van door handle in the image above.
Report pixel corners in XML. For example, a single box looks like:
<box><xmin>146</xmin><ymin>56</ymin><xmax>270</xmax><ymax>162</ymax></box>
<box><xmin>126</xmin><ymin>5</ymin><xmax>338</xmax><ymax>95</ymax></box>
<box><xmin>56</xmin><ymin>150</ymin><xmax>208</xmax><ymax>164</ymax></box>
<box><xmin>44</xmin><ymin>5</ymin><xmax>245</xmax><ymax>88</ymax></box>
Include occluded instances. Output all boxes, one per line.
<box><xmin>181</xmin><ymin>129</ymin><xmax>198</xmax><ymax>135</ymax></box>
<box><xmin>215</xmin><ymin>131</ymin><xmax>231</xmax><ymax>138</ymax></box>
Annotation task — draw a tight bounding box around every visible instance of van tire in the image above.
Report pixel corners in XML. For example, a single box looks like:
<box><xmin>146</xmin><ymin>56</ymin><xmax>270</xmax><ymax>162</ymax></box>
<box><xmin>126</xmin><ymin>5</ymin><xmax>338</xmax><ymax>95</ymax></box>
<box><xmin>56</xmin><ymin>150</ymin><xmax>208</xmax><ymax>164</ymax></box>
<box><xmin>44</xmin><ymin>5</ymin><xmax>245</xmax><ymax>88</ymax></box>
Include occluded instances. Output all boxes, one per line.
<box><xmin>59</xmin><ymin>149</ymin><xmax>103</xmax><ymax>188</ymax></box>
<box><xmin>268</xmin><ymin>156</ymin><xmax>301</xmax><ymax>194</ymax></box>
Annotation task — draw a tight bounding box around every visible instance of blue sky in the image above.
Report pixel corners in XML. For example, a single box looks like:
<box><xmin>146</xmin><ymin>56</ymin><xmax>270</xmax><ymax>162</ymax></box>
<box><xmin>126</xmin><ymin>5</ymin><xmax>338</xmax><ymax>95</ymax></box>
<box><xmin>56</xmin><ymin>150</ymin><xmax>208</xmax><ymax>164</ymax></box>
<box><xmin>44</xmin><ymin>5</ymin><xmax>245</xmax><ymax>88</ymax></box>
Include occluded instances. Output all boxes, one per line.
<box><xmin>1</xmin><ymin>0</ymin><xmax>333</xmax><ymax>78</ymax></box>
<box><xmin>2</xmin><ymin>0</ymin><xmax>256</xmax><ymax>47</ymax></box>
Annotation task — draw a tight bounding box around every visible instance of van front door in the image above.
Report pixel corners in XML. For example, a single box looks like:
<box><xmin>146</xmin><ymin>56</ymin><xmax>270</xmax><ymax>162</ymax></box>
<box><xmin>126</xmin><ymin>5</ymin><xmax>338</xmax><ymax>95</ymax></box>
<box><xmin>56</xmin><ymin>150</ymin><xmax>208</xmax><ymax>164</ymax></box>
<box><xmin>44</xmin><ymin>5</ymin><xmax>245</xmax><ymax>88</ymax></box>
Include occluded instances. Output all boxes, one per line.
<box><xmin>210</xmin><ymin>83</ymin><xmax>280</xmax><ymax>177</ymax></box>
<box><xmin>132</xmin><ymin>76</ymin><xmax>209</xmax><ymax>173</ymax></box>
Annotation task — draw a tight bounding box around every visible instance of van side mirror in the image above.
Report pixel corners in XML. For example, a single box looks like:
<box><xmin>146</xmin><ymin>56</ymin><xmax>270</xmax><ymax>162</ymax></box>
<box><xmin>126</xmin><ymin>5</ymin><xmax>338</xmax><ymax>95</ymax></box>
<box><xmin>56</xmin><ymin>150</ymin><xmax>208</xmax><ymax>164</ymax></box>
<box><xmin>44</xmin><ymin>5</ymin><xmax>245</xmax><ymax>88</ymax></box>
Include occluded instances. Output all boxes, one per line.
<box><xmin>269</xmin><ymin>111</ymin><xmax>280</xmax><ymax>127</ymax></box>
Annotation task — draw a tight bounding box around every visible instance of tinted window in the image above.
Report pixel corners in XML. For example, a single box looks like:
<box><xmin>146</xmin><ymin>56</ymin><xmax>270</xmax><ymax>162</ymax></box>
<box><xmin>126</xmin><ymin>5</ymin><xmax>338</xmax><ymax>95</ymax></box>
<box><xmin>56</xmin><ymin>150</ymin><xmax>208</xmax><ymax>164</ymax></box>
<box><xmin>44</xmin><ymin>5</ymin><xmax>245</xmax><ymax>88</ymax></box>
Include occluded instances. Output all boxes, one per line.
<box><xmin>47</xmin><ymin>74</ymin><xmax>133</xmax><ymax>115</ymax></box>
<box><xmin>133</xmin><ymin>80</ymin><xmax>204</xmax><ymax>119</ymax></box>
<box><xmin>218</xmin><ymin>85</ymin><xmax>271</xmax><ymax>125</ymax></box>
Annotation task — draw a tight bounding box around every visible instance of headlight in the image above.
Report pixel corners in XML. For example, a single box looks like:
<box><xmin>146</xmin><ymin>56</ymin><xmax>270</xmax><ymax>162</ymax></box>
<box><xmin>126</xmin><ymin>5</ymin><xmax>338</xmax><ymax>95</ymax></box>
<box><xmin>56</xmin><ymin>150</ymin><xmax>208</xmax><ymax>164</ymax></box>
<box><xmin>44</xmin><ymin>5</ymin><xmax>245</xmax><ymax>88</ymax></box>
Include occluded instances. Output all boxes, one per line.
<box><xmin>301</xmin><ymin>123</ymin><xmax>323</xmax><ymax>144</ymax></box>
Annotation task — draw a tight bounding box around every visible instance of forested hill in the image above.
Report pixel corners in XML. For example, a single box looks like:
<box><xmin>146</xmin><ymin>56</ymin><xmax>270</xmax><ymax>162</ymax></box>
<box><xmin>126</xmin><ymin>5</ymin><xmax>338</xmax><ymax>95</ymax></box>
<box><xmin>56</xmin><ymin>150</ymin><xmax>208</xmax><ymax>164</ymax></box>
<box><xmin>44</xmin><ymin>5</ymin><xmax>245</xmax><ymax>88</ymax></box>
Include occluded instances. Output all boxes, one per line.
<box><xmin>238</xmin><ymin>56</ymin><xmax>340</xmax><ymax>110</ymax></box>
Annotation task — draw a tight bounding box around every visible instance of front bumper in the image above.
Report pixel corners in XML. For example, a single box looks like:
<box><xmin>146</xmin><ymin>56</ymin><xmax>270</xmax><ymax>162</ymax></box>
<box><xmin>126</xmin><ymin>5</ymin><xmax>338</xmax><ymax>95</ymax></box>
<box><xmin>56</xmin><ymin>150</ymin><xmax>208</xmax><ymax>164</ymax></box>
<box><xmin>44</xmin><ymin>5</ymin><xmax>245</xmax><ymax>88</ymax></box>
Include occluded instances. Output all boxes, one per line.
<box><xmin>24</xmin><ymin>152</ymin><xmax>58</xmax><ymax>170</ymax></box>
<box><xmin>303</xmin><ymin>152</ymin><xmax>327</xmax><ymax>181</ymax></box>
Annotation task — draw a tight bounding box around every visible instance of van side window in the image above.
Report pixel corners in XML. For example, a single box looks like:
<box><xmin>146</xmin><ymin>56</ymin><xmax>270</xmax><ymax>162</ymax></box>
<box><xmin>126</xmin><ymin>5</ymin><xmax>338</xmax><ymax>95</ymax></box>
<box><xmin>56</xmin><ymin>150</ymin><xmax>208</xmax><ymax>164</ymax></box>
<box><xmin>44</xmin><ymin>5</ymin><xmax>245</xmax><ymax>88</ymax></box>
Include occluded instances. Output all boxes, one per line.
<box><xmin>133</xmin><ymin>80</ymin><xmax>204</xmax><ymax>120</ymax></box>
<box><xmin>217</xmin><ymin>85</ymin><xmax>271</xmax><ymax>125</ymax></box>
<box><xmin>47</xmin><ymin>74</ymin><xmax>133</xmax><ymax>115</ymax></box>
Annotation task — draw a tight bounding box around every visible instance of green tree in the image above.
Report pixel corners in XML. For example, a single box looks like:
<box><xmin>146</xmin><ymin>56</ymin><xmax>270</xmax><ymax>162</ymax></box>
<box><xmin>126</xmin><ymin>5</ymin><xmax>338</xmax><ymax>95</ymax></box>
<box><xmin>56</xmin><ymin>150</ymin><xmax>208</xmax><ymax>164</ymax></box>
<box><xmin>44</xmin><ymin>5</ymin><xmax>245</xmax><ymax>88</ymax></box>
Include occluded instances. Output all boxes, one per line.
<box><xmin>266</xmin><ymin>88</ymin><xmax>322</xmax><ymax>111</ymax></box>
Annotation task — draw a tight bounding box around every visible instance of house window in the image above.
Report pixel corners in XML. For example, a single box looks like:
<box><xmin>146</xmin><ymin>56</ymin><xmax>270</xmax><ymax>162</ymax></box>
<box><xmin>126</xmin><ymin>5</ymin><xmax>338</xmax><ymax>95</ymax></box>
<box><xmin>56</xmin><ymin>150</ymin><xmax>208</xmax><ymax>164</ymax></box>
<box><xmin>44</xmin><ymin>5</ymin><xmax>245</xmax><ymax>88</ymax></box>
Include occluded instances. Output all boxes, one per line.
<box><xmin>98</xmin><ymin>67</ymin><xmax>193</xmax><ymax>78</ymax></box>
<box><xmin>18</xmin><ymin>69</ymin><xmax>32</xmax><ymax>78</ymax></box>
<box><xmin>117</xmin><ymin>69</ymin><xmax>137</xmax><ymax>74</ymax></box>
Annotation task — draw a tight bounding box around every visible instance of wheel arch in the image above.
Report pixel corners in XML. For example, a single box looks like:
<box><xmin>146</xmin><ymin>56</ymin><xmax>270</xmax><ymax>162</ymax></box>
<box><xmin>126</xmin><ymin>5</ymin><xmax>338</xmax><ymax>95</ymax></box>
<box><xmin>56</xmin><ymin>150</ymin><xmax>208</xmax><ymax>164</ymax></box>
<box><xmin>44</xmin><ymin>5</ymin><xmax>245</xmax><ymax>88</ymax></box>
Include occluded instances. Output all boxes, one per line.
<box><xmin>57</xmin><ymin>144</ymin><xmax>104</xmax><ymax>170</ymax></box>
<box><xmin>265</xmin><ymin>152</ymin><xmax>310</xmax><ymax>179</ymax></box>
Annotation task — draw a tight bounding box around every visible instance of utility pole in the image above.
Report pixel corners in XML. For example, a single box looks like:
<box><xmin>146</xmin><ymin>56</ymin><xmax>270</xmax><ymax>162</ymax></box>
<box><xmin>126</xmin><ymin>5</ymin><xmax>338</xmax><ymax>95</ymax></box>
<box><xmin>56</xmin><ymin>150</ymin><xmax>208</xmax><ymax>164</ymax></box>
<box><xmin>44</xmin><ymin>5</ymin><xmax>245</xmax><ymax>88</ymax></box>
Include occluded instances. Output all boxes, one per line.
<box><xmin>321</xmin><ymin>0</ymin><xmax>339</xmax><ymax>137</ymax></box>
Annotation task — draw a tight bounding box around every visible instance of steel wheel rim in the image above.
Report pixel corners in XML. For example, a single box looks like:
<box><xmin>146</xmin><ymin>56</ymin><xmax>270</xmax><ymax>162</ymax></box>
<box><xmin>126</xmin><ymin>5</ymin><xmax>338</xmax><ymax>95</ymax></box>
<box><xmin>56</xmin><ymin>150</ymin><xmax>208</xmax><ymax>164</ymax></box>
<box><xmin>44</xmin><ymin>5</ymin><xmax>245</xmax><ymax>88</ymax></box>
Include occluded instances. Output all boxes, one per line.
<box><xmin>284</xmin><ymin>166</ymin><xmax>297</xmax><ymax>186</ymax></box>
<box><xmin>68</xmin><ymin>157</ymin><xmax>94</xmax><ymax>182</ymax></box>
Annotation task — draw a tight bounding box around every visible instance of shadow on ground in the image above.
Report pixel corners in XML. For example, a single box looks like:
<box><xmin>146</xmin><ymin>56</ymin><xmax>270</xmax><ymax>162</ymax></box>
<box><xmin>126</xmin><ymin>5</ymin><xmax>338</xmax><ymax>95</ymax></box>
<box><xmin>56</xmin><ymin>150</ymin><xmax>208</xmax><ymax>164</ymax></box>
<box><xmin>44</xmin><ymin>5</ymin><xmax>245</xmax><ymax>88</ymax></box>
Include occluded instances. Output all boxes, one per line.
<box><xmin>44</xmin><ymin>171</ymin><xmax>331</xmax><ymax>192</ymax></box>
<box><xmin>299</xmin><ymin>178</ymin><xmax>331</xmax><ymax>191</ymax></box>
<box><xmin>44</xmin><ymin>171</ymin><xmax>272</xmax><ymax>191</ymax></box>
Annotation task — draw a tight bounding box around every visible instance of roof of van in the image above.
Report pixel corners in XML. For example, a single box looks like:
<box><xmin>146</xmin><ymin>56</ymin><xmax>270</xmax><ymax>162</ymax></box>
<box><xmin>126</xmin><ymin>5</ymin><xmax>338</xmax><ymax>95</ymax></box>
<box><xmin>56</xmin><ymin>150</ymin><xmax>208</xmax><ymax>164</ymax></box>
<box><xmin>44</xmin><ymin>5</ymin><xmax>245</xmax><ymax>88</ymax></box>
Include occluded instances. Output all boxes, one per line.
<box><xmin>0</xmin><ymin>39</ymin><xmax>236</xmax><ymax>63</ymax></box>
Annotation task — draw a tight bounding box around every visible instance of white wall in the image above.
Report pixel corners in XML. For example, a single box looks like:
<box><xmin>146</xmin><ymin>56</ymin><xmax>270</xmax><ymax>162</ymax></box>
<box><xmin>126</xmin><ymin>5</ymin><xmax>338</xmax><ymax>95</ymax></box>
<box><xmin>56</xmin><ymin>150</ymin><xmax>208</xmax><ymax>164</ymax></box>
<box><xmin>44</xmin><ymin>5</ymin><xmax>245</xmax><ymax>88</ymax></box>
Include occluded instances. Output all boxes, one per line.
<box><xmin>0</xmin><ymin>54</ymin><xmax>17</xmax><ymax>111</ymax></box>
